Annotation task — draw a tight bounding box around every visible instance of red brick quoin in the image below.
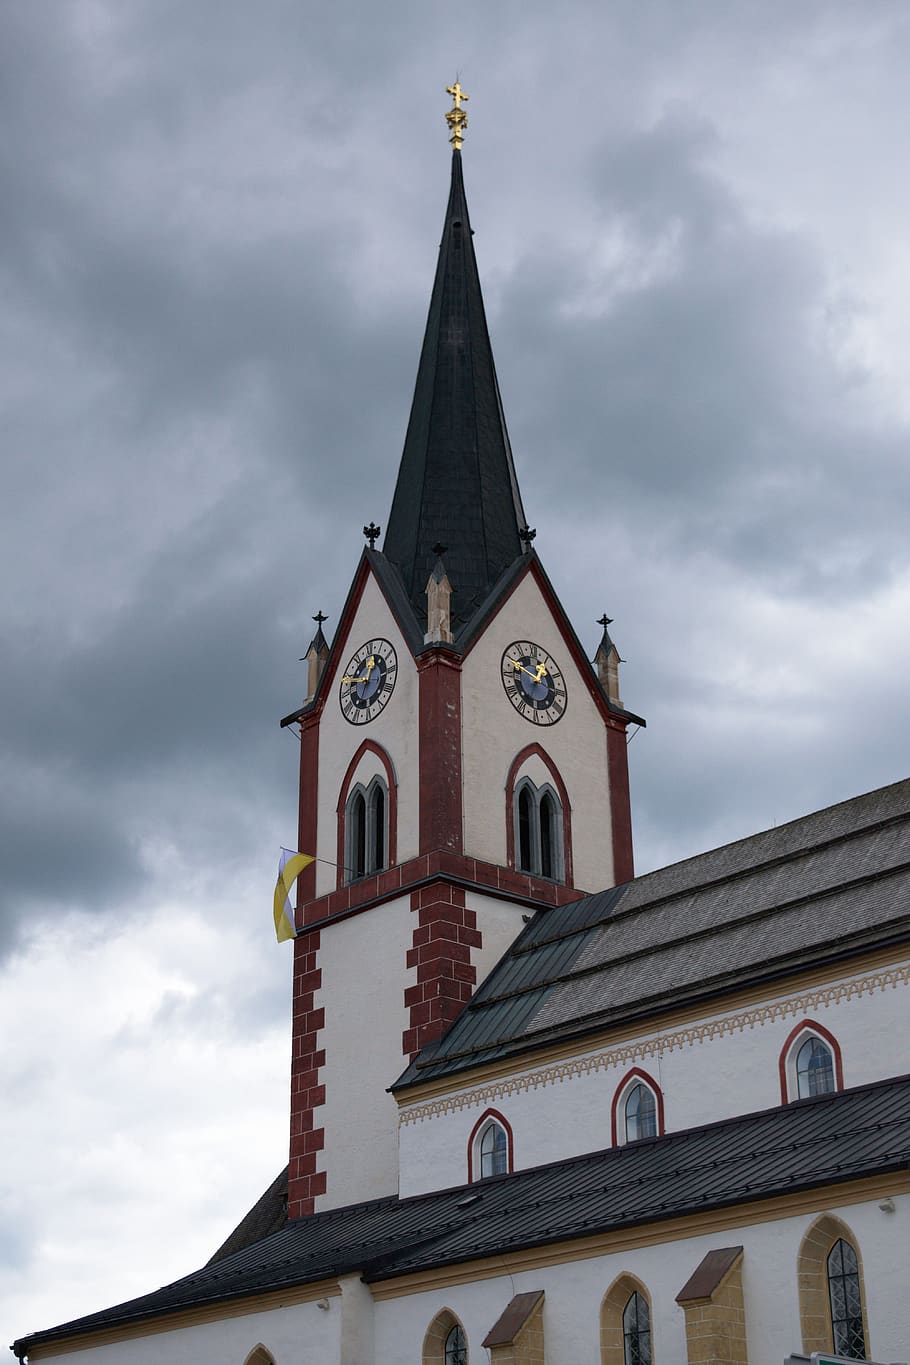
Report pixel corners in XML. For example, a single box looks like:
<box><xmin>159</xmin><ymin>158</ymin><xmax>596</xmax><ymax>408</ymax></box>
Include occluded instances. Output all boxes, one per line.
<box><xmin>288</xmin><ymin>927</ymin><xmax>327</xmax><ymax>1219</ymax></box>
<box><xmin>403</xmin><ymin>880</ymin><xmax>481</xmax><ymax>1061</ymax></box>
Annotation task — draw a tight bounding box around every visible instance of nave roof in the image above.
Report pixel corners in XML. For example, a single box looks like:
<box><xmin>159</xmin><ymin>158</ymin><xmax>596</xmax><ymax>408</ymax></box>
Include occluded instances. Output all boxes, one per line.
<box><xmin>15</xmin><ymin>1073</ymin><xmax>910</xmax><ymax>1355</ymax></box>
<box><xmin>396</xmin><ymin>776</ymin><xmax>910</xmax><ymax>1089</ymax></box>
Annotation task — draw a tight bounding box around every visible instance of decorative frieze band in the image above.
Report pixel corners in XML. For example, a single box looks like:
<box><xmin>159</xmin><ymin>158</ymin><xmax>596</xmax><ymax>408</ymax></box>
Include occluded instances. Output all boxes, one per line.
<box><xmin>398</xmin><ymin>962</ymin><xmax>910</xmax><ymax>1125</ymax></box>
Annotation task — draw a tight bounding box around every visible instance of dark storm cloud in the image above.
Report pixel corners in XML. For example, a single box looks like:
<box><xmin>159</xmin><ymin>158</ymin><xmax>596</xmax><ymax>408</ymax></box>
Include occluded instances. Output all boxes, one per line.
<box><xmin>500</xmin><ymin>111</ymin><xmax>910</xmax><ymax>603</ymax></box>
<box><xmin>3</xmin><ymin>0</ymin><xmax>910</xmax><ymax>968</ymax></box>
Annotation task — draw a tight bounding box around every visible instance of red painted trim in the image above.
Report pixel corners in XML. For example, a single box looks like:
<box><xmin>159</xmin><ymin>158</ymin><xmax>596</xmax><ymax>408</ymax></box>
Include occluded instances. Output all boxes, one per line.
<box><xmin>606</xmin><ymin>724</ymin><xmax>634</xmax><ymax>883</ymax></box>
<box><xmin>778</xmin><ymin>1019</ymin><xmax>844</xmax><ymax>1103</ymax></box>
<box><xmin>334</xmin><ymin>738</ymin><xmax>398</xmax><ymax>889</ymax></box>
<box><xmin>610</xmin><ymin>1067</ymin><xmax>665</xmax><ymax>1147</ymax></box>
<box><xmin>466</xmin><ymin>1107</ymin><xmax>515</xmax><ymax>1183</ymax></box>
<box><xmin>287</xmin><ymin>928</ymin><xmax>326</xmax><ymax>1218</ymax></box>
<box><xmin>301</xmin><ymin>850</ymin><xmax>585</xmax><ymax>928</ymax></box>
<box><xmin>504</xmin><ymin>743</ymin><xmax>574</xmax><ymax>887</ymax></box>
<box><xmin>418</xmin><ymin>649</ymin><xmax>463</xmax><ymax>854</ymax></box>
<box><xmin>402</xmin><ymin>882</ymin><xmax>478</xmax><ymax>1059</ymax></box>
<box><xmin>295</xmin><ymin>715</ymin><xmax>320</xmax><ymax>914</ymax></box>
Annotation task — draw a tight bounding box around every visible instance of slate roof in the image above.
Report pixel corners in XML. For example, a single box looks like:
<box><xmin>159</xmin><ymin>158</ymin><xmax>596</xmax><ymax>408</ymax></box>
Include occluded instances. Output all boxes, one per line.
<box><xmin>15</xmin><ymin>1074</ymin><xmax>910</xmax><ymax>1355</ymax></box>
<box><xmin>395</xmin><ymin>777</ymin><xmax>910</xmax><ymax>1089</ymax></box>
<box><xmin>383</xmin><ymin>150</ymin><xmax>529</xmax><ymax>628</ymax></box>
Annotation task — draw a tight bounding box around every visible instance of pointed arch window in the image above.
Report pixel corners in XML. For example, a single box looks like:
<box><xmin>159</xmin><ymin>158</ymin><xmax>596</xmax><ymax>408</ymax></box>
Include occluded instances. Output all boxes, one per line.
<box><xmin>624</xmin><ymin>1084</ymin><xmax>657</xmax><ymax>1142</ymax></box>
<box><xmin>344</xmin><ymin>775</ymin><xmax>389</xmax><ymax>883</ymax></box>
<box><xmin>796</xmin><ymin>1036</ymin><xmax>834</xmax><ymax>1098</ymax></box>
<box><xmin>423</xmin><ymin>1309</ymin><xmax>469</xmax><ymax>1365</ymax></box>
<box><xmin>611</xmin><ymin>1069</ymin><xmax>664</xmax><ymax>1146</ymax></box>
<box><xmin>622</xmin><ymin>1290</ymin><xmax>652</xmax><ymax>1365</ymax></box>
<box><xmin>513</xmin><ymin>778</ymin><xmax>564</xmax><ymax>880</ymax></box>
<box><xmin>601</xmin><ymin>1275</ymin><xmax>654</xmax><ymax>1365</ymax></box>
<box><xmin>479</xmin><ymin>1119</ymin><xmax>508</xmax><ymax>1179</ymax></box>
<box><xmin>797</xmin><ymin>1214</ymin><xmax>870</xmax><ymax>1359</ymax></box>
<box><xmin>444</xmin><ymin>1323</ymin><xmax>468</xmax><ymax>1365</ymax></box>
<box><xmin>827</xmin><ymin>1238</ymin><xmax>866</xmax><ymax>1359</ymax></box>
<box><xmin>467</xmin><ymin>1108</ymin><xmax>514</xmax><ymax>1182</ymax></box>
<box><xmin>780</xmin><ymin>1021</ymin><xmax>843</xmax><ymax>1103</ymax></box>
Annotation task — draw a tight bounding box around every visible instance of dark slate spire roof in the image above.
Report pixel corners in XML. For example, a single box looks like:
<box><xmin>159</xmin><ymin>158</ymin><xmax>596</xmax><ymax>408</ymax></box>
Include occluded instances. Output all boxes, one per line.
<box><xmin>383</xmin><ymin>150</ymin><xmax>528</xmax><ymax>628</ymax></box>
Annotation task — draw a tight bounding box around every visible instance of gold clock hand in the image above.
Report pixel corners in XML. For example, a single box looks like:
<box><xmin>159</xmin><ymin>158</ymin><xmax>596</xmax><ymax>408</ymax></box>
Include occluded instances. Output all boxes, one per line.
<box><xmin>341</xmin><ymin>672</ymin><xmax>369</xmax><ymax>684</ymax></box>
<box><xmin>511</xmin><ymin>660</ymin><xmax>547</xmax><ymax>683</ymax></box>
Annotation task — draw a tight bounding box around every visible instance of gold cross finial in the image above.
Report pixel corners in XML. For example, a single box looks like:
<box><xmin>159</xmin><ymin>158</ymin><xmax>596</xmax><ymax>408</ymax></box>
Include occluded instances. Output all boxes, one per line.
<box><xmin>445</xmin><ymin>80</ymin><xmax>469</xmax><ymax>150</ymax></box>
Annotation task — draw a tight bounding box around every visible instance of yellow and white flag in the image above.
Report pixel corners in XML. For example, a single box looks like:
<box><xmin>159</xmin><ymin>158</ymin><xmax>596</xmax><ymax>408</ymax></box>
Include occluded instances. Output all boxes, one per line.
<box><xmin>273</xmin><ymin>848</ymin><xmax>315</xmax><ymax>943</ymax></box>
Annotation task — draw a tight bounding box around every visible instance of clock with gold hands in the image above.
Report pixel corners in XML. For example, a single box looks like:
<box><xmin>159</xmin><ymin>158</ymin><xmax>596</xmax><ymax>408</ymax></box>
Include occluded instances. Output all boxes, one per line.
<box><xmin>339</xmin><ymin>638</ymin><xmax>398</xmax><ymax>724</ymax></box>
<box><xmin>501</xmin><ymin>640</ymin><xmax>567</xmax><ymax>724</ymax></box>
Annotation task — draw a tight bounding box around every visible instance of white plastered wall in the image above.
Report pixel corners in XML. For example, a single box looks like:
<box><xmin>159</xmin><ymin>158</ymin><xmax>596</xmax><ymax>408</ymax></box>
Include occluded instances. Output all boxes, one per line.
<box><xmin>314</xmin><ymin>574</ymin><xmax>420</xmax><ymax>897</ymax></box>
<box><xmin>371</xmin><ymin>1193</ymin><xmax>910</xmax><ymax>1365</ymax></box>
<box><xmin>314</xmin><ymin>893</ymin><xmax>412</xmax><ymax>1210</ymax></box>
<box><xmin>29</xmin><ymin>1296</ymin><xmax>341</xmax><ymax>1365</ymax></box>
<box><xmin>460</xmin><ymin>572</ymin><xmax>616</xmax><ymax>891</ymax></box>
<box><xmin>397</xmin><ymin>959</ymin><xmax>910</xmax><ymax>1196</ymax></box>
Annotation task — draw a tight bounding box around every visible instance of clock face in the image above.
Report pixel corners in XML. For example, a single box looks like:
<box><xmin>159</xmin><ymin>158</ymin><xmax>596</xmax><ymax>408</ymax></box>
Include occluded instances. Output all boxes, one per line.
<box><xmin>339</xmin><ymin>638</ymin><xmax>398</xmax><ymax>724</ymax></box>
<box><xmin>501</xmin><ymin>641</ymin><xmax>567</xmax><ymax>725</ymax></box>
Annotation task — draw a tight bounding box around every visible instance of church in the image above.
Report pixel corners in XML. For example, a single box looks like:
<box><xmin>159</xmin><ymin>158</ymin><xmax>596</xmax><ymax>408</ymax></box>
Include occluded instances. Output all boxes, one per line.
<box><xmin>14</xmin><ymin>88</ymin><xmax>910</xmax><ymax>1365</ymax></box>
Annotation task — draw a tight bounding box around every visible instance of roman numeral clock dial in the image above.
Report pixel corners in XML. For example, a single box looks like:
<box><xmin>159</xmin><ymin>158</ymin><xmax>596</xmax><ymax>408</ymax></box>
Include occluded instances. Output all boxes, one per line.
<box><xmin>501</xmin><ymin>641</ymin><xmax>567</xmax><ymax>725</ymax></box>
<box><xmin>339</xmin><ymin>639</ymin><xmax>398</xmax><ymax>724</ymax></box>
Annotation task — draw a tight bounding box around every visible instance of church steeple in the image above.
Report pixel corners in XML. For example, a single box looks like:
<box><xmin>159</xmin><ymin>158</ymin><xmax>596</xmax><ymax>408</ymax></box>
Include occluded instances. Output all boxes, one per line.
<box><xmin>383</xmin><ymin>147</ymin><xmax>528</xmax><ymax>629</ymax></box>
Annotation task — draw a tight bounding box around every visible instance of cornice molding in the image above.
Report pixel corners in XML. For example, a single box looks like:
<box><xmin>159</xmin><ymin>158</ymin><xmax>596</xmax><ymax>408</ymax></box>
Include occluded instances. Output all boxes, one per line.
<box><xmin>398</xmin><ymin>949</ymin><xmax>910</xmax><ymax>1122</ymax></box>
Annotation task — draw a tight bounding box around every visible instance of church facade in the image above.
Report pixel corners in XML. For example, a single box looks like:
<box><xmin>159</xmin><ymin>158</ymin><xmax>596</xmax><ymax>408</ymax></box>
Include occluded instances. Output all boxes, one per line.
<box><xmin>14</xmin><ymin>116</ymin><xmax>910</xmax><ymax>1365</ymax></box>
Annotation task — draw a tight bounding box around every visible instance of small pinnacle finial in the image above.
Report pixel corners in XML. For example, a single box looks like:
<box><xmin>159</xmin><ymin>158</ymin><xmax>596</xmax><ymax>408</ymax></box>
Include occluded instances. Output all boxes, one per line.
<box><xmin>363</xmin><ymin>522</ymin><xmax>381</xmax><ymax>550</ymax></box>
<box><xmin>597</xmin><ymin>613</ymin><xmax>613</xmax><ymax>629</ymax></box>
<box><xmin>445</xmin><ymin>80</ymin><xmax>469</xmax><ymax>150</ymax></box>
<box><xmin>432</xmin><ymin>542</ymin><xmax>448</xmax><ymax>557</ymax></box>
<box><xmin>519</xmin><ymin>525</ymin><xmax>537</xmax><ymax>547</ymax></box>
<box><xmin>313</xmin><ymin>611</ymin><xmax>328</xmax><ymax>626</ymax></box>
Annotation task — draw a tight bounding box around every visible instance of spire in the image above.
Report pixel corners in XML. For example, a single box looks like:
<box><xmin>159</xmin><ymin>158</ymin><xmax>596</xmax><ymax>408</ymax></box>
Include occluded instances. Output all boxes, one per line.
<box><xmin>383</xmin><ymin>147</ymin><xmax>528</xmax><ymax>629</ymax></box>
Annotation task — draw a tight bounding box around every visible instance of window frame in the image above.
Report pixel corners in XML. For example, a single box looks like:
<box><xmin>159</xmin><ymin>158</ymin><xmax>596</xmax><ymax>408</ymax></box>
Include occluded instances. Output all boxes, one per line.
<box><xmin>512</xmin><ymin>776</ymin><xmax>565</xmax><ymax>881</ymax></box>
<box><xmin>611</xmin><ymin>1068</ymin><xmax>665</xmax><ymax>1147</ymax></box>
<box><xmin>779</xmin><ymin>1020</ymin><xmax>844</xmax><ymax>1104</ymax></box>
<box><xmin>467</xmin><ymin>1107</ymin><xmax>514</xmax><ymax>1183</ymax></box>
<box><xmin>344</xmin><ymin>774</ymin><xmax>389</xmax><ymax>882</ymax></box>
<box><xmin>504</xmin><ymin>744</ymin><xmax>574</xmax><ymax>885</ymax></box>
<box><xmin>600</xmin><ymin>1274</ymin><xmax>653</xmax><ymax>1365</ymax></box>
<box><xmin>335</xmin><ymin>739</ymin><xmax>398</xmax><ymax>889</ymax></box>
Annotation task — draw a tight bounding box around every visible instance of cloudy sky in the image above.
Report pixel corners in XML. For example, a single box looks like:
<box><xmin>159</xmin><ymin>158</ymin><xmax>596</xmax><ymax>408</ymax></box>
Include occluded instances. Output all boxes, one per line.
<box><xmin>4</xmin><ymin>0</ymin><xmax>910</xmax><ymax>1345</ymax></box>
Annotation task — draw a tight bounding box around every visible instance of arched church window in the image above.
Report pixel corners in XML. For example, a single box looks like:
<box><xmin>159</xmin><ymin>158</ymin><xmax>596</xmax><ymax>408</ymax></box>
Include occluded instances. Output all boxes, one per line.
<box><xmin>444</xmin><ymin>1323</ymin><xmax>468</xmax><ymax>1365</ymax></box>
<box><xmin>622</xmin><ymin>1290</ymin><xmax>652</xmax><ymax>1365</ymax></box>
<box><xmin>796</xmin><ymin>1214</ymin><xmax>870</xmax><ymax>1357</ymax></box>
<box><xmin>780</xmin><ymin>1021</ymin><xmax>843</xmax><ymax>1103</ymax></box>
<box><xmin>624</xmin><ymin>1084</ymin><xmax>657</xmax><ymax>1142</ymax></box>
<box><xmin>513</xmin><ymin>778</ymin><xmax>564</xmax><ymax>880</ymax></box>
<box><xmin>827</xmin><ymin>1238</ymin><xmax>866</xmax><ymax>1359</ymax></box>
<box><xmin>479</xmin><ymin>1119</ymin><xmax>508</xmax><ymax>1179</ymax></box>
<box><xmin>600</xmin><ymin>1275</ymin><xmax>654</xmax><ymax>1365</ymax></box>
<box><xmin>796</xmin><ymin>1036</ymin><xmax>835</xmax><ymax>1098</ymax></box>
<box><xmin>344</xmin><ymin>775</ymin><xmax>388</xmax><ymax>883</ymax></box>
<box><xmin>423</xmin><ymin>1309</ymin><xmax>468</xmax><ymax>1365</ymax></box>
<box><xmin>612</xmin><ymin>1070</ymin><xmax>663</xmax><ymax>1146</ymax></box>
<box><xmin>467</xmin><ymin>1108</ymin><xmax>514</xmax><ymax>1182</ymax></box>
